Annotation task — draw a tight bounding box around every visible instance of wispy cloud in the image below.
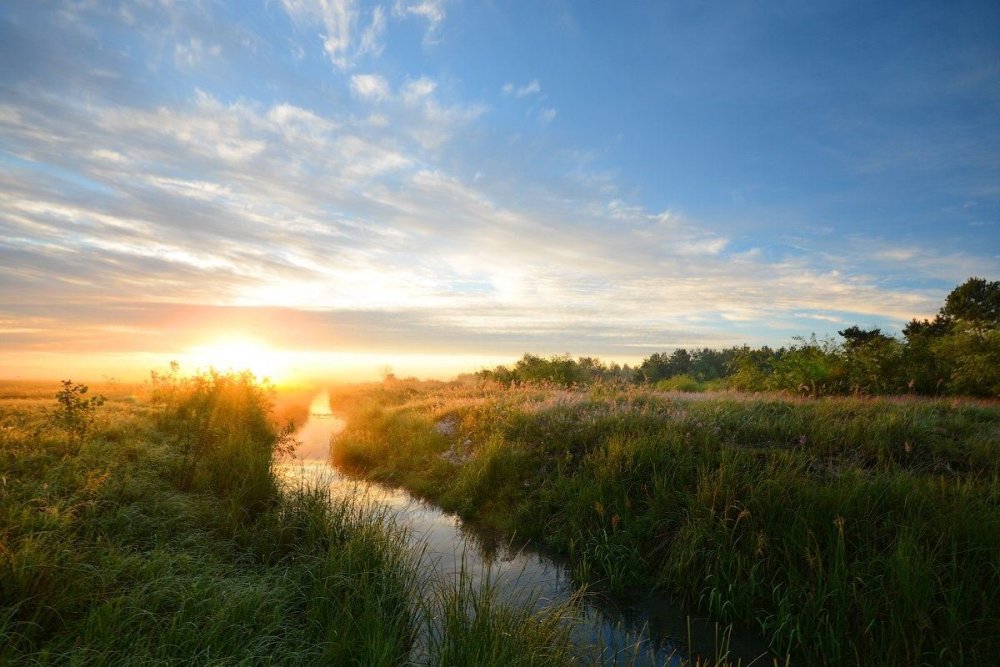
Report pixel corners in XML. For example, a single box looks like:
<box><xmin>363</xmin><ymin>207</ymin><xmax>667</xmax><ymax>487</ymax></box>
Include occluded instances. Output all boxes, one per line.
<box><xmin>0</xmin><ymin>75</ymin><xmax>976</xmax><ymax>356</ymax></box>
<box><xmin>351</xmin><ymin>73</ymin><xmax>391</xmax><ymax>99</ymax></box>
<box><xmin>1</xmin><ymin>1</ymin><xmax>996</xmax><ymax>372</ymax></box>
<box><xmin>357</xmin><ymin>5</ymin><xmax>386</xmax><ymax>57</ymax></box>
<box><xmin>393</xmin><ymin>0</ymin><xmax>447</xmax><ymax>35</ymax></box>
<box><xmin>281</xmin><ymin>0</ymin><xmax>357</xmax><ymax>69</ymax></box>
<box><xmin>174</xmin><ymin>38</ymin><xmax>222</xmax><ymax>67</ymax></box>
<box><xmin>503</xmin><ymin>79</ymin><xmax>542</xmax><ymax>98</ymax></box>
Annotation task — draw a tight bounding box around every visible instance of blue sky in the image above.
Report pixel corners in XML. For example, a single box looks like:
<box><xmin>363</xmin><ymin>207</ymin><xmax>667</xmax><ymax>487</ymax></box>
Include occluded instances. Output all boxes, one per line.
<box><xmin>1</xmin><ymin>1</ymin><xmax>998</xmax><ymax>379</ymax></box>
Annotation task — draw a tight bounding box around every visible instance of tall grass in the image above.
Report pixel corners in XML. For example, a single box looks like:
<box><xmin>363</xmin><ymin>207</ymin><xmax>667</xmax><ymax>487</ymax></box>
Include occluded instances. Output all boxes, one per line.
<box><xmin>2</xmin><ymin>376</ymin><xmax>633</xmax><ymax>666</ymax></box>
<box><xmin>0</xmin><ymin>374</ymin><xmax>422</xmax><ymax>665</ymax></box>
<box><xmin>331</xmin><ymin>380</ymin><xmax>1000</xmax><ymax>666</ymax></box>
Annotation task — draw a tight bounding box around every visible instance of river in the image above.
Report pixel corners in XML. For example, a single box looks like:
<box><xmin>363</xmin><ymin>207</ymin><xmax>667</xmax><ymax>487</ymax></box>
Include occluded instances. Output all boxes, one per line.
<box><xmin>279</xmin><ymin>391</ymin><xmax>773</xmax><ymax>666</ymax></box>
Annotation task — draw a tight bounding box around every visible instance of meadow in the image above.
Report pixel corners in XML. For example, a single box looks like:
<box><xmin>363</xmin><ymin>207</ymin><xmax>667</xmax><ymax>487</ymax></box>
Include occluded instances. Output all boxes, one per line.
<box><xmin>330</xmin><ymin>379</ymin><xmax>1000</xmax><ymax>667</ymax></box>
<box><xmin>0</xmin><ymin>375</ymin><xmax>590</xmax><ymax>666</ymax></box>
<box><xmin>4</xmin><ymin>370</ymin><xmax>996</xmax><ymax>666</ymax></box>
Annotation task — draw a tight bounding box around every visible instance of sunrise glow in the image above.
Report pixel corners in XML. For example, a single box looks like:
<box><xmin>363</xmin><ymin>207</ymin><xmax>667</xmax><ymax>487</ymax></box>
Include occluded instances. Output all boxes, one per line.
<box><xmin>0</xmin><ymin>2</ymin><xmax>996</xmax><ymax>379</ymax></box>
<box><xmin>184</xmin><ymin>338</ymin><xmax>291</xmax><ymax>383</ymax></box>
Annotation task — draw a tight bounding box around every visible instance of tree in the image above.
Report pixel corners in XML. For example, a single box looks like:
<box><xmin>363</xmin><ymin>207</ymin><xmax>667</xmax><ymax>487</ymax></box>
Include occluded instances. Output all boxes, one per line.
<box><xmin>635</xmin><ymin>349</ymin><xmax>693</xmax><ymax>382</ymax></box>
<box><xmin>726</xmin><ymin>346</ymin><xmax>783</xmax><ymax>392</ymax></box>
<box><xmin>769</xmin><ymin>336</ymin><xmax>846</xmax><ymax>396</ymax></box>
<box><xmin>839</xmin><ymin>327</ymin><xmax>903</xmax><ymax>394</ymax></box>
<box><xmin>941</xmin><ymin>277</ymin><xmax>1000</xmax><ymax>328</ymax></box>
<box><xmin>900</xmin><ymin>278</ymin><xmax>1000</xmax><ymax>396</ymax></box>
<box><xmin>689</xmin><ymin>347</ymin><xmax>731</xmax><ymax>381</ymax></box>
<box><xmin>838</xmin><ymin>326</ymin><xmax>891</xmax><ymax>349</ymax></box>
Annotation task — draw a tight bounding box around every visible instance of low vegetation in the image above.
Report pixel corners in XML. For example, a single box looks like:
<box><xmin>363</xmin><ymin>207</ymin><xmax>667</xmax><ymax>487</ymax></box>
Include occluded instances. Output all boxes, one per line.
<box><xmin>0</xmin><ymin>374</ymin><xmax>587</xmax><ymax>666</ymax></box>
<box><xmin>331</xmin><ymin>380</ymin><xmax>1000</xmax><ymax>666</ymax></box>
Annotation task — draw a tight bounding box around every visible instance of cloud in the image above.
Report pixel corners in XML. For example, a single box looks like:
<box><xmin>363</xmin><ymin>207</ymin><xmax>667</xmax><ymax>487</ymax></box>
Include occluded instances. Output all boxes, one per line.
<box><xmin>393</xmin><ymin>0</ymin><xmax>447</xmax><ymax>33</ymax></box>
<box><xmin>280</xmin><ymin>0</ymin><xmax>450</xmax><ymax>66</ymax></box>
<box><xmin>395</xmin><ymin>77</ymin><xmax>487</xmax><ymax>148</ymax></box>
<box><xmin>281</xmin><ymin>0</ymin><xmax>357</xmax><ymax>68</ymax></box>
<box><xmin>503</xmin><ymin>79</ymin><xmax>542</xmax><ymax>98</ymax></box>
<box><xmin>3</xmin><ymin>1</ymin><xmax>997</xmax><ymax>369</ymax></box>
<box><xmin>357</xmin><ymin>5</ymin><xmax>386</xmax><ymax>57</ymax></box>
<box><xmin>280</xmin><ymin>0</ymin><xmax>395</xmax><ymax>69</ymax></box>
<box><xmin>174</xmin><ymin>38</ymin><xmax>221</xmax><ymax>67</ymax></box>
<box><xmin>517</xmin><ymin>79</ymin><xmax>540</xmax><ymax>97</ymax></box>
<box><xmin>540</xmin><ymin>107</ymin><xmax>557</xmax><ymax>123</ymax></box>
<box><xmin>351</xmin><ymin>73</ymin><xmax>391</xmax><ymax>100</ymax></box>
<box><xmin>401</xmin><ymin>76</ymin><xmax>437</xmax><ymax>102</ymax></box>
<box><xmin>3</xmin><ymin>78</ymin><xmax>975</xmax><ymax>358</ymax></box>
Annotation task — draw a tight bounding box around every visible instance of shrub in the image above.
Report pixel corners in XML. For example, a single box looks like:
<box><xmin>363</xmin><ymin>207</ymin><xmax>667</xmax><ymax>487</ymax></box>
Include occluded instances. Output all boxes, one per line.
<box><xmin>51</xmin><ymin>380</ymin><xmax>105</xmax><ymax>454</ymax></box>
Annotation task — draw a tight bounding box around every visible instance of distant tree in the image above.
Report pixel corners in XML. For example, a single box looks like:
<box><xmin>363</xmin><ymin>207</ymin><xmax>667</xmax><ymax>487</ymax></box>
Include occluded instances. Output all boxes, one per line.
<box><xmin>474</xmin><ymin>276</ymin><xmax>998</xmax><ymax>397</ymax></box>
<box><xmin>839</xmin><ymin>326</ymin><xmax>903</xmax><ymax>393</ymax></box>
<box><xmin>665</xmin><ymin>349</ymin><xmax>692</xmax><ymax>377</ymax></box>
<box><xmin>507</xmin><ymin>353</ymin><xmax>584</xmax><ymax>386</ymax></box>
<box><xmin>900</xmin><ymin>278</ymin><xmax>1000</xmax><ymax>396</ymax></box>
<box><xmin>636</xmin><ymin>348</ymin><xmax>694</xmax><ymax>383</ymax></box>
<box><xmin>838</xmin><ymin>326</ymin><xmax>891</xmax><ymax>349</ymax></box>
<box><xmin>769</xmin><ymin>336</ymin><xmax>846</xmax><ymax>396</ymax></box>
<box><xmin>576</xmin><ymin>356</ymin><xmax>607</xmax><ymax>382</ymax></box>
<box><xmin>726</xmin><ymin>345</ymin><xmax>783</xmax><ymax>392</ymax></box>
<box><xmin>635</xmin><ymin>352</ymin><xmax>668</xmax><ymax>383</ymax></box>
<box><xmin>941</xmin><ymin>277</ymin><xmax>1000</xmax><ymax>328</ymax></box>
<box><xmin>689</xmin><ymin>347</ymin><xmax>730</xmax><ymax>381</ymax></box>
<box><xmin>937</xmin><ymin>322</ymin><xmax>1000</xmax><ymax>397</ymax></box>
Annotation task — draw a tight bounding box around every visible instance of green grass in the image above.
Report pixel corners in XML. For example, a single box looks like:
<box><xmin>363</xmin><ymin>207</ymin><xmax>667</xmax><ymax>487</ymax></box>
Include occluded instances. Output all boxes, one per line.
<box><xmin>0</xmin><ymin>376</ymin><xmax>419</xmax><ymax>665</ymax></box>
<box><xmin>419</xmin><ymin>560</ymin><xmax>579</xmax><ymax>667</ymax></box>
<box><xmin>0</xmin><ymin>375</ymin><xmax>595</xmax><ymax>666</ymax></box>
<box><xmin>330</xmin><ymin>380</ymin><xmax>1000</xmax><ymax>666</ymax></box>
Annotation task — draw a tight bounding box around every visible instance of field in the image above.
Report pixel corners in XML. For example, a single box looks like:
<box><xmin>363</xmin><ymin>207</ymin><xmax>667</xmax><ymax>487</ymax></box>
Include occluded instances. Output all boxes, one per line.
<box><xmin>0</xmin><ymin>376</ymin><xmax>589</xmax><ymax>666</ymax></box>
<box><xmin>330</xmin><ymin>380</ymin><xmax>1000</xmax><ymax>667</ymax></box>
<box><xmin>4</xmin><ymin>373</ymin><xmax>996</xmax><ymax>666</ymax></box>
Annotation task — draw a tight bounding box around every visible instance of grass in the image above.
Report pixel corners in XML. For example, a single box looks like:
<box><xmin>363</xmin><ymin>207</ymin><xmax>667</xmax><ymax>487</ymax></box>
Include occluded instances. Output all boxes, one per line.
<box><xmin>330</xmin><ymin>379</ymin><xmax>1000</xmax><ymax>666</ymax></box>
<box><xmin>0</xmin><ymin>375</ymin><xmax>599</xmax><ymax>666</ymax></box>
<box><xmin>419</xmin><ymin>559</ymin><xmax>579</xmax><ymax>667</ymax></box>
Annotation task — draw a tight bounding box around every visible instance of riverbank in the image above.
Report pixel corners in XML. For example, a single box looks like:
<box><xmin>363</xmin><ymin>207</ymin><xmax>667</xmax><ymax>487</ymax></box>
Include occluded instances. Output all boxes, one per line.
<box><xmin>285</xmin><ymin>391</ymin><xmax>775</xmax><ymax>665</ymax></box>
<box><xmin>0</xmin><ymin>377</ymin><xmax>582</xmax><ymax>666</ymax></box>
<box><xmin>330</xmin><ymin>380</ymin><xmax>1000</xmax><ymax>666</ymax></box>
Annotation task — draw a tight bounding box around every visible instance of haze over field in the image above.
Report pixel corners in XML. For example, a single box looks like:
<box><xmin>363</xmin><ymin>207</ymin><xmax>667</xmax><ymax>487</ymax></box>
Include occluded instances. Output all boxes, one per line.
<box><xmin>1</xmin><ymin>1</ymin><xmax>998</xmax><ymax>381</ymax></box>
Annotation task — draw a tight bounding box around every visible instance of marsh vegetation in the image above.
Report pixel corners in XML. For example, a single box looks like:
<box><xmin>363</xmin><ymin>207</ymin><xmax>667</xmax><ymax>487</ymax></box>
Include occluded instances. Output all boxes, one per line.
<box><xmin>332</xmin><ymin>380</ymin><xmax>999</xmax><ymax>666</ymax></box>
<box><xmin>0</xmin><ymin>375</ymin><xmax>595</xmax><ymax>666</ymax></box>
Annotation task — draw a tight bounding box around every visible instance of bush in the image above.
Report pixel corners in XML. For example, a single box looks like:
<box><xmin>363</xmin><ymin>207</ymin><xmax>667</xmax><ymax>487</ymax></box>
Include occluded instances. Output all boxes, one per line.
<box><xmin>51</xmin><ymin>380</ymin><xmax>105</xmax><ymax>454</ymax></box>
<box><xmin>654</xmin><ymin>374</ymin><xmax>705</xmax><ymax>392</ymax></box>
<box><xmin>152</xmin><ymin>367</ymin><xmax>285</xmax><ymax>521</ymax></box>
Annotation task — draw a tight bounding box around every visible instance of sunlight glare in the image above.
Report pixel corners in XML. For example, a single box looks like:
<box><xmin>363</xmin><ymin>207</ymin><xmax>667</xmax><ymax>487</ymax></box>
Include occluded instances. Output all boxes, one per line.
<box><xmin>186</xmin><ymin>337</ymin><xmax>289</xmax><ymax>382</ymax></box>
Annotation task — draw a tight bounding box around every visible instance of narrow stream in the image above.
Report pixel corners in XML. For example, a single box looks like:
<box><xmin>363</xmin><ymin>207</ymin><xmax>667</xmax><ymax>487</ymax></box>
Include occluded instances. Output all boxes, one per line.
<box><xmin>279</xmin><ymin>392</ymin><xmax>773</xmax><ymax>666</ymax></box>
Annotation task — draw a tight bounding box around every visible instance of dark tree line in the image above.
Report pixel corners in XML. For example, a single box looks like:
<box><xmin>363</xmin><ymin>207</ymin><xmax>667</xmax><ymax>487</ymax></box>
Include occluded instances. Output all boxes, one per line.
<box><xmin>476</xmin><ymin>278</ymin><xmax>1000</xmax><ymax>397</ymax></box>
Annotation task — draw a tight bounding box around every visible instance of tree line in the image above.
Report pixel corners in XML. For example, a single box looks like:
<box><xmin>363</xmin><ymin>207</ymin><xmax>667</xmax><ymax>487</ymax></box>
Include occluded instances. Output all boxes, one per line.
<box><xmin>475</xmin><ymin>277</ymin><xmax>1000</xmax><ymax>397</ymax></box>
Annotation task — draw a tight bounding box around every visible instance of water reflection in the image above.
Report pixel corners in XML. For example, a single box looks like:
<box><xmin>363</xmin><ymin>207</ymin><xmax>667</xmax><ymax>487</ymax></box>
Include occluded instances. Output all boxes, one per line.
<box><xmin>278</xmin><ymin>393</ymin><xmax>771</xmax><ymax>666</ymax></box>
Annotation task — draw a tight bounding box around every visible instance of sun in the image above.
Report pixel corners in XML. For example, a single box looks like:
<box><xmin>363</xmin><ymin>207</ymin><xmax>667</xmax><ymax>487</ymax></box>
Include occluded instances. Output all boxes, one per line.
<box><xmin>185</xmin><ymin>337</ymin><xmax>289</xmax><ymax>382</ymax></box>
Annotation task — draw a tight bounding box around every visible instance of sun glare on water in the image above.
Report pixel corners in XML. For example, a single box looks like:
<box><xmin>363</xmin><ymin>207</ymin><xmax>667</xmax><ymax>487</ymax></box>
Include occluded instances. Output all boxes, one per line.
<box><xmin>186</xmin><ymin>338</ymin><xmax>289</xmax><ymax>382</ymax></box>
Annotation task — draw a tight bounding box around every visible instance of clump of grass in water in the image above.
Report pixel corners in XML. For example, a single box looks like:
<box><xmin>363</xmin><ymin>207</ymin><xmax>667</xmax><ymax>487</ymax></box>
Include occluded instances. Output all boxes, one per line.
<box><xmin>418</xmin><ymin>557</ymin><xmax>580</xmax><ymax>667</ymax></box>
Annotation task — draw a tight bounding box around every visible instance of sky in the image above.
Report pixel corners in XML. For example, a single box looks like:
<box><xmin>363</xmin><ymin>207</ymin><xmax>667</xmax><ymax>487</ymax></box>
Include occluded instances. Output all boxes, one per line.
<box><xmin>1</xmin><ymin>1</ymin><xmax>998</xmax><ymax>381</ymax></box>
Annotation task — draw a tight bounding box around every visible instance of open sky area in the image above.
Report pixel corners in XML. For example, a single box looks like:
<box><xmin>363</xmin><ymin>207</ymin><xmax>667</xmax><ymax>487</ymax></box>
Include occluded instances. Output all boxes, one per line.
<box><xmin>2</xmin><ymin>1</ymin><xmax>998</xmax><ymax>381</ymax></box>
